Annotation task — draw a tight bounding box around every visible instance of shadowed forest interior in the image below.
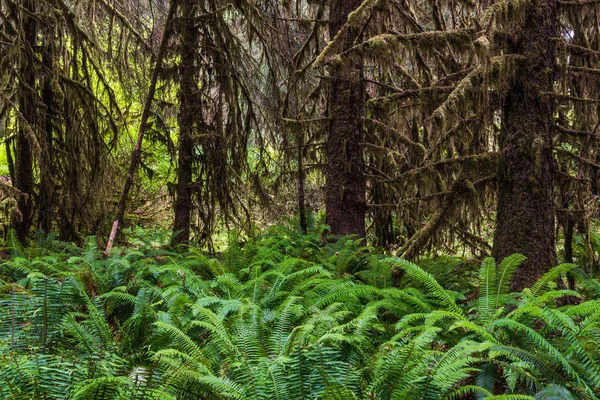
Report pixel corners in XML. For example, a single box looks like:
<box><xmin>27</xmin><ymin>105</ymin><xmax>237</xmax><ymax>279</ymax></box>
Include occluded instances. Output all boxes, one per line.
<box><xmin>2</xmin><ymin>0</ymin><xmax>600</xmax><ymax>399</ymax></box>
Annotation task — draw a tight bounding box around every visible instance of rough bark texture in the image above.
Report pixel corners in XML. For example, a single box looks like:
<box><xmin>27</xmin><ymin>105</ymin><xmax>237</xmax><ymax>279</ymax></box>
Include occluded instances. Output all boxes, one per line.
<box><xmin>492</xmin><ymin>0</ymin><xmax>558</xmax><ymax>291</ymax></box>
<box><xmin>172</xmin><ymin>0</ymin><xmax>196</xmax><ymax>246</ymax></box>
<box><xmin>13</xmin><ymin>0</ymin><xmax>36</xmax><ymax>244</ymax></box>
<box><xmin>38</xmin><ymin>41</ymin><xmax>55</xmax><ymax>233</ymax></box>
<box><xmin>325</xmin><ymin>0</ymin><xmax>366</xmax><ymax>238</ymax></box>
<box><xmin>298</xmin><ymin>130</ymin><xmax>307</xmax><ymax>234</ymax></box>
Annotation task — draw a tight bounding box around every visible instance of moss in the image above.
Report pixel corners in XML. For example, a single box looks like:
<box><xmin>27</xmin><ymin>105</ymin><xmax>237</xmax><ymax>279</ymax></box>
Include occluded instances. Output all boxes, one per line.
<box><xmin>369</xmin><ymin>35</ymin><xmax>389</xmax><ymax>51</ymax></box>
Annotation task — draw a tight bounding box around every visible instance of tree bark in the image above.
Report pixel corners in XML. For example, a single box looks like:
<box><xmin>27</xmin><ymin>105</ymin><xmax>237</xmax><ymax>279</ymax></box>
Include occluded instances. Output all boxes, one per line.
<box><xmin>325</xmin><ymin>0</ymin><xmax>366</xmax><ymax>238</ymax></box>
<box><xmin>171</xmin><ymin>0</ymin><xmax>197</xmax><ymax>246</ymax></box>
<box><xmin>13</xmin><ymin>0</ymin><xmax>37</xmax><ymax>245</ymax></box>
<box><xmin>492</xmin><ymin>0</ymin><xmax>558</xmax><ymax>291</ymax></box>
<box><xmin>298</xmin><ymin>128</ymin><xmax>307</xmax><ymax>234</ymax></box>
<box><xmin>38</xmin><ymin>40</ymin><xmax>55</xmax><ymax>233</ymax></box>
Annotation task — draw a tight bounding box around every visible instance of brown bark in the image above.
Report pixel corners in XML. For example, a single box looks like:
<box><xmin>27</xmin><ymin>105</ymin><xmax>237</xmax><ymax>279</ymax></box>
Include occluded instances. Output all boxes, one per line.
<box><xmin>297</xmin><ymin>127</ymin><xmax>307</xmax><ymax>234</ymax></box>
<box><xmin>38</xmin><ymin>40</ymin><xmax>55</xmax><ymax>233</ymax></box>
<box><xmin>492</xmin><ymin>0</ymin><xmax>558</xmax><ymax>291</ymax></box>
<box><xmin>171</xmin><ymin>0</ymin><xmax>197</xmax><ymax>246</ymax></box>
<box><xmin>105</xmin><ymin>0</ymin><xmax>177</xmax><ymax>253</ymax></box>
<box><xmin>13</xmin><ymin>0</ymin><xmax>37</xmax><ymax>244</ymax></box>
<box><xmin>325</xmin><ymin>0</ymin><xmax>366</xmax><ymax>238</ymax></box>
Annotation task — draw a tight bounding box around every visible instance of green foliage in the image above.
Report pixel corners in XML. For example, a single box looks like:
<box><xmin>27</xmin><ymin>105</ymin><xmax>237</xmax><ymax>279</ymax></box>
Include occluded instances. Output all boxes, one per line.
<box><xmin>1</xmin><ymin>230</ymin><xmax>599</xmax><ymax>399</ymax></box>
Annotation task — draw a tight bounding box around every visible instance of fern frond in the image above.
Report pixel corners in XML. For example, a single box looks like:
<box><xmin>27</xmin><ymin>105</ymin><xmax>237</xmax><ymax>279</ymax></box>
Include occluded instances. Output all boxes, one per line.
<box><xmin>496</xmin><ymin>254</ymin><xmax>526</xmax><ymax>298</ymax></box>
<box><xmin>385</xmin><ymin>257</ymin><xmax>463</xmax><ymax>316</ymax></box>
<box><xmin>448</xmin><ymin>320</ymin><xmax>498</xmax><ymax>343</ymax></box>
<box><xmin>71</xmin><ymin>376</ymin><xmax>129</xmax><ymax>400</ymax></box>
<box><xmin>479</xmin><ymin>257</ymin><xmax>497</xmax><ymax>323</ymax></box>
<box><xmin>443</xmin><ymin>384</ymin><xmax>493</xmax><ymax>400</ymax></box>
<box><xmin>490</xmin><ymin>318</ymin><xmax>577</xmax><ymax>381</ymax></box>
<box><xmin>530</xmin><ymin>264</ymin><xmax>578</xmax><ymax>298</ymax></box>
<box><xmin>153</xmin><ymin>321</ymin><xmax>206</xmax><ymax>360</ymax></box>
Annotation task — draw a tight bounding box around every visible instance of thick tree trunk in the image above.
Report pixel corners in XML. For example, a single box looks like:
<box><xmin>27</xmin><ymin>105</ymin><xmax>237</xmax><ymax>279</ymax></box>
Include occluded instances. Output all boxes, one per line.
<box><xmin>325</xmin><ymin>0</ymin><xmax>366</xmax><ymax>238</ymax></box>
<box><xmin>492</xmin><ymin>0</ymin><xmax>558</xmax><ymax>291</ymax></box>
<box><xmin>171</xmin><ymin>0</ymin><xmax>196</xmax><ymax>246</ymax></box>
<box><xmin>38</xmin><ymin>41</ymin><xmax>55</xmax><ymax>233</ymax></box>
<box><xmin>13</xmin><ymin>0</ymin><xmax>37</xmax><ymax>244</ymax></box>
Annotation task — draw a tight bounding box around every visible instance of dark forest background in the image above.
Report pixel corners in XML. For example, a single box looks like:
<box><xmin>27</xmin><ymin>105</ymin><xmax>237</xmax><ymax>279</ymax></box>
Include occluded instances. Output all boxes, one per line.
<box><xmin>3</xmin><ymin>0</ymin><xmax>600</xmax><ymax>288</ymax></box>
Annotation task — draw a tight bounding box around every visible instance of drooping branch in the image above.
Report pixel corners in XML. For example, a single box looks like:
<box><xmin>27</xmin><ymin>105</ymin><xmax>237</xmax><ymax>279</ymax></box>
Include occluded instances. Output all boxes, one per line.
<box><xmin>555</xmin><ymin>147</ymin><xmax>600</xmax><ymax>169</ymax></box>
<box><xmin>559</xmin><ymin>0</ymin><xmax>600</xmax><ymax>5</ymax></box>
<box><xmin>559</xmin><ymin>41</ymin><xmax>600</xmax><ymax>59</ymax></box>
<box><xmin>400</xmin><ymin>177</ymin><xmax>487</xmax><ymax>260</ymax></box>
<box><xmin>364</xmin><ymin>117</ymin><xmax>426</xmax><ymax>155</ymax></box>
<box><xmin>366</xmin><ymin>86</ymin><xmax>454</xmax><ymax>113</ymax></box>
<box><xmin>105</xmin><ymin>0</ymin><xmax>177</xmax><ymax>254</ymax></box>
<box><xmin>384</xmin><ymin>152</ymin><xmax>499</xmax><ymax>183</ymax></box>
<box><xmin>316</xmin><ymin>28</ymin><xmax>476</xmax><ymax>67</ymax></box>
<box><xmin>552</xmin><ymin>93</ymin><xmax>600</xmax><ymax>103</ymax></box>
<box><xmin>566</xmin><ymin>65</ymin><xmax>600</xmax><ymax>76</ymax></box>
<box><xmin>555</xmin><ymin>124</ymin><xmax>600</xmax><ymax>139</ymax></box>
<box><xmin>96</xmin><ymin>0</ymin><xmax>154</xmax><ymax>53</ymax></box>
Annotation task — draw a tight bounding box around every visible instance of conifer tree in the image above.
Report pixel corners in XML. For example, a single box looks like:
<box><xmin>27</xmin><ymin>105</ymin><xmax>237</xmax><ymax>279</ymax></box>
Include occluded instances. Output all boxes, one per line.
<box><xmin>314</xmin><ymin>0</ymin><xmax>600</xmax><ymax>286</ymax></box>
<box><xmin>492</xmin><ymin>0</ymin><xmax>558</xmax><ymax>289</ymax></box>
<box><xmin>325</xmin><ymin>0</ymin><xmax>367</xmax><ymax>238</ymax></box>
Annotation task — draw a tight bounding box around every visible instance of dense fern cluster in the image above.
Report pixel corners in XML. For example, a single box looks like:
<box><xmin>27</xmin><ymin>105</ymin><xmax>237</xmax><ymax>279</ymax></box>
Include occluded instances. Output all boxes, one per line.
<box><xmin>1</xmin><ymin>227</ymin><xmax>599</xmax><ymax>399</ymax></box>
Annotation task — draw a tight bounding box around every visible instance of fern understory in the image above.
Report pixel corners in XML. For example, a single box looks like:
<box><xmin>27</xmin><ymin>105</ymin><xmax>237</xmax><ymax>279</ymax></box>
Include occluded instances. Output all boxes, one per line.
<box><xmin>1</xmin><ymin>226</ymin><xmax>600</xmax><ymax>400</ymax></box>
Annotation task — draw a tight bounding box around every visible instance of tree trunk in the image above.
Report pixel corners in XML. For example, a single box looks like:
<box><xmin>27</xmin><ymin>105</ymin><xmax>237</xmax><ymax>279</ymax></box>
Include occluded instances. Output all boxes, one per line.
<box><xmin>38</xmin><ymin>40</ymin><xmax>55</xmax><ymax>233</ymax></box>
<box><xmin>104</xmin><ymin>0</ymin><xmax>176</xmax><ymax>254</ymax></box>
<box><xmin>325</xmin><ymin>0</ymin><xmax>366</xmax><ymax>238</ymax></box>
<box><xmin>171</xmin><ymin>0</ymin><xmax>196</xmax><ymax>246</ymax></box>
<box><xmin>13</xmin><ymin>0</ymin><xmax>37</xmax><ymax>244</ymax></box>
<box><xmin>492</xmin><ymin>0</ymin><xmax>558</xmax><ymax>291</ymax></box>
<box><xmin>298</xmin><ymin>128</ymin><xmax>307</xmax><ymax>234</ymax></box>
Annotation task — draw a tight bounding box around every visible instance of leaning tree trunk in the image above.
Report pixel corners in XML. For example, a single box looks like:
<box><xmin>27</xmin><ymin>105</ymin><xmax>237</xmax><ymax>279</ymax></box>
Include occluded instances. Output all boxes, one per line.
<box><xmin>492</xmin><ymin>0</ymin><xmax>558</xmax><ymax>291</ymax></box>
<box><xmin>104</xmin><ymin>0</ymin><xmax>176</xmax><ymax>254</ymax></box>
<box><xmin>325</xmin><ymin>0</ymin><xmax>366</xmax><ymax>238</ymax></box>
<box><xmin>13</xmin><ymin>0</ymin><xmax>37</xmax><ymax>244</ymax></box>
<box><xmin>171</xmin><ymin>0</ymin><xmax>197</xmax><ymax>246</ymax></box>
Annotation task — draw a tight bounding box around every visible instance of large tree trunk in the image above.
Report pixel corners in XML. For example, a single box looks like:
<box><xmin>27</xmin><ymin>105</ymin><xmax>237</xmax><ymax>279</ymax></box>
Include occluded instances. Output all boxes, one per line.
<box><xmin>171</xmin><ymin>0</ymin><xmax>196</xmax><ymax>246</ymax></box>
<box><xmin>325</xmin><ymin>0</ymin><xmax>366</xmax><ymax>238</ymax></box>
<box><xmin>492</xmin><ymin>0</ymin><xmax>558</xmax><ymax>291</ymax></box>
<box><xmin>38</xmin><ymin>40</ymin><xmax>55</xmax><ymax>234</ymax></box>
<box><xmin>13</xmin><ymin>0</ymin><xmax>37</xmax><ymax>244</ymax></box>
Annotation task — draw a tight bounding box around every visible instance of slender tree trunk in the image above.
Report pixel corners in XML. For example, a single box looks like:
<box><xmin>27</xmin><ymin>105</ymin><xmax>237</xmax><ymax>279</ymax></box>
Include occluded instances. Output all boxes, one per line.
<box><xmin>325</xmin><ymin>0</ymin><xmax>366</xmax><ymax>238</ymax></box>
<box><xmin>13</xmin><ymin>0</ymin><xmax>37</xmax><ymax>244</ymax></box>
<box><xmin>5</xmin><ymin>133</ymin><xmax>15</xmax><ymax>185</ymax></box>
<box><xmin>104</xmin><ymin>0</ymin><xmax>176</xmax><ymax>254</ymax></box>
<box><xmin>171</xmin><ymin>0</ymin><xmax>196</xmax><ymax>246</ymax></box>
<box><xmin>297</xmin><ymin>128</ymin><xmax>307</xmax><ymax>234</ymax></box>
<box><xmin>492</xmin><ymin>0</ymin><xmax>558</xmax><ymax>291</ymax></box>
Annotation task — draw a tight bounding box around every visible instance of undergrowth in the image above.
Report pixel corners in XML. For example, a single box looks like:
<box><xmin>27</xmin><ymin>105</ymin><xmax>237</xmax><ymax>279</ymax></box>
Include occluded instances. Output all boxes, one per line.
<box><xmin>0</xmin><ymin>226</ymin><xmax>599</xmax><ymax>399</ymax></box>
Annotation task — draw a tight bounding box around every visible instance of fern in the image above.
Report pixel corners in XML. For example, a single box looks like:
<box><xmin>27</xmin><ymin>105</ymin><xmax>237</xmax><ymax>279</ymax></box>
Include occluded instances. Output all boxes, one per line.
<box><xmin>529</xmin><ymin>263</ymin><xmax>578</xmax><ymax>298</ymax></box>
<box><xmin>2</xmin><ymin>228</ymin><xmax>600</xmax><ymax>399</ymax></box>
<box><xmin>384</xmin><ymin>257</ymin><xmax>464</xmax><ymax>316</ymax></box>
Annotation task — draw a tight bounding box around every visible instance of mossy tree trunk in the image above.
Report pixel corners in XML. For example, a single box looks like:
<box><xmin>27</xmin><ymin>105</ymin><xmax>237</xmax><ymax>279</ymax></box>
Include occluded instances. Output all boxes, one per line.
<box><xmin>172</xmin><ymin>0</ymin><xmax>197</xmax><ymax>246</ymax></box>
<box><xmin>492</xmin><ymin>0</ymin><xmax>558</xmax><ymax>291</ymax></box>
<box><xmin>14</xmin><ymin>0</ymin><xmax>37</xmax><ymax>244</ymax></box>
<box><xmin>38</xmin><ymin>39</ymin><xmax>55</xmax><ymax>234</ymax></box>
<box><xmin>325</xmin><ymin>0</ymin><xmax>366</xmax><ymax>238</ymax></box>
